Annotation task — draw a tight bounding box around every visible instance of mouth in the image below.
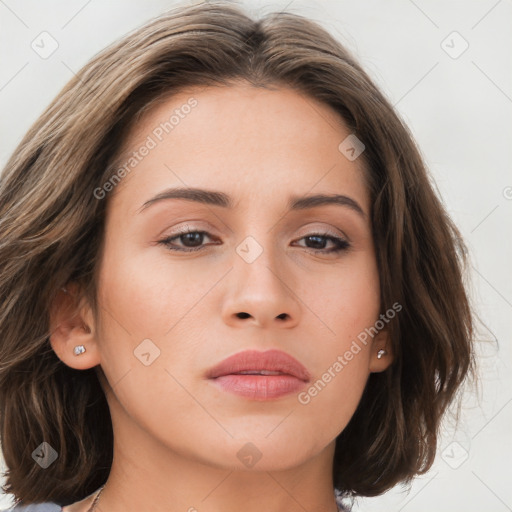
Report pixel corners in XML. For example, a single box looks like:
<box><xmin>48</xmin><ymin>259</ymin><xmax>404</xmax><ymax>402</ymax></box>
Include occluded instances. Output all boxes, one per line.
<box><xmin>206</xmin><ymin>349</ymin><xmax>310</xmax><ymax>400</ymax></box>
<box><xmin>232</xmin><ymin>370</ymin><xmax>288</xmax><ymax>376</ymax></box>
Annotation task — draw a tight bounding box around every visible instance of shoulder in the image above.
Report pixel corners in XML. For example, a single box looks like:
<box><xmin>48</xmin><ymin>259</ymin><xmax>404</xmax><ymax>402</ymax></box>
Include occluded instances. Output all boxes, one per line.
<box><xmin>3</xmin><ymin>503</ymin><xmax>62</xmax><ymax>511</ymax></box>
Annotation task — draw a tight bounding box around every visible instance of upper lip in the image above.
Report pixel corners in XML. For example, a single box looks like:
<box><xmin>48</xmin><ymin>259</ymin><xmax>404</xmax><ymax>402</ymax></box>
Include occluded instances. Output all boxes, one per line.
<box><xmin>206</xmin><ymin>349</ymin><xmax>311</xmax><ymax>382</ymax></box>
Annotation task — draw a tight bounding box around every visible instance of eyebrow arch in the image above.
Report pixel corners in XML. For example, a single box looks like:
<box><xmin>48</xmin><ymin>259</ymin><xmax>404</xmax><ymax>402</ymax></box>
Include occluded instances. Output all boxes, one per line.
<box><xmin>138</xmin><ymin>187</ymin><xmax>366</xmax><ymax>218</ymax></box>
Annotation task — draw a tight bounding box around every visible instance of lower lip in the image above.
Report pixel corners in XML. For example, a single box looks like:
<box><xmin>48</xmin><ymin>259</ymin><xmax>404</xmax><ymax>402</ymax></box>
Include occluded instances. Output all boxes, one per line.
<box><xmin>210</xmin><ymin>374</ymin><xmax>307</xmax><ymax>400</ymax></box>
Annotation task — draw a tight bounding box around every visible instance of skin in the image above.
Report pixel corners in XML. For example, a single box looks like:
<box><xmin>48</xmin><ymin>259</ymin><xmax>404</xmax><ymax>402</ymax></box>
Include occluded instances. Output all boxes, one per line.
<box><xmin>50</xmin><ymin>82</ymin><xmax>393</xmax><ymax>512</ymax></box>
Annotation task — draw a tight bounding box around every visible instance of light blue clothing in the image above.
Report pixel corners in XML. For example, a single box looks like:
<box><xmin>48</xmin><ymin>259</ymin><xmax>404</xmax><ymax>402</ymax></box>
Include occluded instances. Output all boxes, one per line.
<box><xmin>4</xmin><ymin>504</ymin><xmax>61</xmax><ymax>511</ymax></box>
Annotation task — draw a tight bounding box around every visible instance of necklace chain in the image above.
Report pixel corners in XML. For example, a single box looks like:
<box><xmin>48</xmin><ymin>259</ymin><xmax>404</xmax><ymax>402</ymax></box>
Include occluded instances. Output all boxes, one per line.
<box><xmin>86</xmin><ymin>485</ymin><xmax>105</xmax><ymax>512</ymax></box>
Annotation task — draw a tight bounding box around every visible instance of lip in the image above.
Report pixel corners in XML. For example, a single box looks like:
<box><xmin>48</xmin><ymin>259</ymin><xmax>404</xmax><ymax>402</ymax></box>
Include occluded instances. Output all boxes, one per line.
<box><xmin>206</xmin><ymin>349</ymin><xmax>311</xmax><ymax>401</ymax></box>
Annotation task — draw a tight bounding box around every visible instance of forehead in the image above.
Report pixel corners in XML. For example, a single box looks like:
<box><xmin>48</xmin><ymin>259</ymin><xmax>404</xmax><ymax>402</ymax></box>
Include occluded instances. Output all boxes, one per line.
<box><xmin>107</xmin><ymin>83</ymin><xmax>370</xmax><ymax>217</ymax></box>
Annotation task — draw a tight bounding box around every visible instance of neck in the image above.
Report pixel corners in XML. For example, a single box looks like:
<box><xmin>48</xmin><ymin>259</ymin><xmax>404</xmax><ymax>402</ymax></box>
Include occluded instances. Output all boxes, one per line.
<box><xmin>96</xmin><ymin>394</ymin><xmax>340</xmax><ymax>512</ymax></box>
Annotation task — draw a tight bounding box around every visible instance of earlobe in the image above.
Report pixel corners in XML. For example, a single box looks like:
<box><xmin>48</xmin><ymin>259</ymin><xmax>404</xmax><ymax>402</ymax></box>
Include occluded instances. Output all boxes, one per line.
<box><xmin>49</xmin><ymin>283</ymin><xmax>100</xmax><ymax>370</ymax></box>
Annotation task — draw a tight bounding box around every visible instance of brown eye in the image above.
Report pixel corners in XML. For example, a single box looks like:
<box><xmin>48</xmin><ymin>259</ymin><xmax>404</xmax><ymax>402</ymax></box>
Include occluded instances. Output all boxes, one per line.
<box><xmin>294</xmin><ymin>233</ymin><xmax>350</xmax><ymax>254</ymax></box>
<box><xmin>158</xmin><ymin>230</ymin><xmax>350</xmax><ymax>254</ymax></box>
<box><xmin>158</xmin><ymin>230</ymin><xmax>216</xmax><ymax>252</ymax></box>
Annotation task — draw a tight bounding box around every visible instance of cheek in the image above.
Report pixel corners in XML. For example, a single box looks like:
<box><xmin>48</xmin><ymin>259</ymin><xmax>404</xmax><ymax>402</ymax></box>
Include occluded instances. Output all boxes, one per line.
<box><xmin>295</xmin><ymin>315</ymin><xmax>375</xmax><ymax>447</ymax></box>
<box><xmin>97</xmin><ymin>237</ymin><xmax>211</xmax><ymax>339</ymax></box>
<box><xmin>94</xmin><ymin>246</ymin><xmax>210</xmax><ymax>440</ymax></box>
<box><xmin>94</xmin><ymin>236</ymin><xmax>224</xmax><ymax>401</ymax></box>
<box><xmin>298</xmin><ymin>352</ymin><xmax>369</xmax><ymax>419</ymax></box>
<box><xmin>306</xmin><ymin>252</ymin><xmax>381</xmax><ymax>342</ymax></box>
<box><xmin>294</xmin><ymin>254</ymin><xmax>380</xmax><ymax>434</ymax></box>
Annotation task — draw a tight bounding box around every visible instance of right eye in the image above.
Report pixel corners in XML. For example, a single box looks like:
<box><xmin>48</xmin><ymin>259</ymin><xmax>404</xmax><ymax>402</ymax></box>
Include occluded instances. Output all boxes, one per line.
<box><xmin>158</xmin><ymin>230</ymin><xmax>219</xmax><ymax>252</ymax></box>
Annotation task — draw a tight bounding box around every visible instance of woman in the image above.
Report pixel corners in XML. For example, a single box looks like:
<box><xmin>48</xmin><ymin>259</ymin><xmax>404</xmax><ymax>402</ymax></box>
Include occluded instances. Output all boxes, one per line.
<box><xmin>0</xmin><ymin>2</ymin><xmax>475</xmax><ymax>511</ymax></box>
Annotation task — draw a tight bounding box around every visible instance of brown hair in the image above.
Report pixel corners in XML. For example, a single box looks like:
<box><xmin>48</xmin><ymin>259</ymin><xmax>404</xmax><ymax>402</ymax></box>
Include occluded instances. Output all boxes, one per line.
<box><xmin>0</xmin><ymin>0</ymin><xmax>475</xmax><ymax>506</ymax></box>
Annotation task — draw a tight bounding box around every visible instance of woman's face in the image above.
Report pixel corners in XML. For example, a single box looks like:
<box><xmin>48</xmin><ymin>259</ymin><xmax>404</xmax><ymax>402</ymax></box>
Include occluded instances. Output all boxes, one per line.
<box><xmin>77</xmin><ymin>83</ymin><xmax>391</xmax><ymax>471</ymax></box>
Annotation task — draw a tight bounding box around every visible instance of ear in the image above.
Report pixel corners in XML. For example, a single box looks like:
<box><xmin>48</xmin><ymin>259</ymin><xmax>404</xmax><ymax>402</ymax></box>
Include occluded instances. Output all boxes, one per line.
<box><xmin>368</xmin><ymin>326</ymin><xmax>394</xmax><ymax>373</ymax></box>
<box><xmin>49</xmin><ymin>282</ymin><xmax>101</xmax><ymax>370</ymax></box>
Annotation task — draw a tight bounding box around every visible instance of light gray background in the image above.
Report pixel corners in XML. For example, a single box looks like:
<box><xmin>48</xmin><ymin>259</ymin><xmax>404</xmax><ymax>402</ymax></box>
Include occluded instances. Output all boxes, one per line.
<box><xmin>1</xmin><ymin>1</ymin><xmax>511</xmax><ymax>511</ymax></box>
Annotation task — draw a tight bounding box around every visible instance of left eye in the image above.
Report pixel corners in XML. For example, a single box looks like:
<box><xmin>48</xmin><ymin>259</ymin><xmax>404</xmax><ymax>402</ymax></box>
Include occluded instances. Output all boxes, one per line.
<box><xmin>158</xmin><ymin>230</ymin><xmax>350</xmax><ymax>254</ymax></box>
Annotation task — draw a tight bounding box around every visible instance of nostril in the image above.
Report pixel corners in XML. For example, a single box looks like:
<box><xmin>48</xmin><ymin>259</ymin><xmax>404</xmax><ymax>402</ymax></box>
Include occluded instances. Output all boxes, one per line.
<box><xmin>236</xmin><ymin>312</ymin><xmax>250</xmax><ymax>319</ymax></box>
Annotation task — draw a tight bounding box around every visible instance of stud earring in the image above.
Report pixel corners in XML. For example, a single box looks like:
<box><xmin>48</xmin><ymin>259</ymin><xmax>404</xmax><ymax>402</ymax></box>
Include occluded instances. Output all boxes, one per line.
<box><xmin>74</xmin><ymin>345</ymin><xmax>86</xmax><ymax>356</ymax></box>
<box><xmin>377</xmin><ymin>349</ymin><xmax>386</xmax><ymax>359</ymax></box>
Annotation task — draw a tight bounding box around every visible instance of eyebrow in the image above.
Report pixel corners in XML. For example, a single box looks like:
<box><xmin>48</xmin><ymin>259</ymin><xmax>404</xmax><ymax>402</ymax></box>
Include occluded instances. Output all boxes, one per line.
<box><xmin>137</xmin><ymin>187</ymin><xmax>366</xmax><ymax>218</ymax></box>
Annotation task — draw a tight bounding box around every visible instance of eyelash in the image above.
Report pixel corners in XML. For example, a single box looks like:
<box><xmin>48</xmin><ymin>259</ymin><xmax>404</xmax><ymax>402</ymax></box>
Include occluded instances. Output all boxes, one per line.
<box><xmin>157</xmin><ymin>229</ymin><xmax>350</xmax><ymax>254</ymax></box>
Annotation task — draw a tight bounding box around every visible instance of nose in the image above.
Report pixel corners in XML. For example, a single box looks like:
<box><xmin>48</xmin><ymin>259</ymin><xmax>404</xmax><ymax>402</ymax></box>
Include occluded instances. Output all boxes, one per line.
<box><xmin>220</xmin><ymin>239</ymin><xmax>301</xmax><ymax>330</ymax></box>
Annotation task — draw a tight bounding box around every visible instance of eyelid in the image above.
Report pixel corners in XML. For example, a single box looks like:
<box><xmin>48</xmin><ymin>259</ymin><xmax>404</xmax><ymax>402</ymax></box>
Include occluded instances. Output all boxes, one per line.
<box><xmin>159</xmin><ymin>221</ymin><xmax>216</xmax><ymax>237</ymax></box>
<box><xmin>163</xmin><ymin>222</ymin><xmax>348</xmax><ymax>242</ymax></box>
<box><xmin>295</xmin><ymin>223</ymin><xmax>350</xmax><ymax>243</ymax></box>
